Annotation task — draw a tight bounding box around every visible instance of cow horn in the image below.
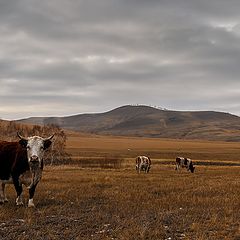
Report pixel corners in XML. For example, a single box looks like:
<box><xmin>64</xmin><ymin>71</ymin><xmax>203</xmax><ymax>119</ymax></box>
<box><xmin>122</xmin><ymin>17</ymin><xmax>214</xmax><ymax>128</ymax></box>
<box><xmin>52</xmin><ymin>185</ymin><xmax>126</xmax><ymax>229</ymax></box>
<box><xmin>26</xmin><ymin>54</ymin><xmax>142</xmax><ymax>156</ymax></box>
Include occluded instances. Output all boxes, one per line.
<box><xmin>44</xmin><ymin>134</ymin><xmax>55</xmax><ymax>141</ymax></box>
<box><xmin>17</xmin><ymin>132</ymin><xmax>28</xmax><ymax>141</ymax></box>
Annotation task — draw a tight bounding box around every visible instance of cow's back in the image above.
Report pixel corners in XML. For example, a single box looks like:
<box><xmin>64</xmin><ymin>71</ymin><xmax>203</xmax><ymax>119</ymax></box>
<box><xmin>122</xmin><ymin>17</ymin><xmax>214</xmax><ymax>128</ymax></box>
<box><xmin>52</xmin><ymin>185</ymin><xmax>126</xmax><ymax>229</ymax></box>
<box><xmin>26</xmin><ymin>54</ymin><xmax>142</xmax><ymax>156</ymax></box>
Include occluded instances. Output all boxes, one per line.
<box><xmin>0</xmin><ymin>141</ymin><xmax>28</xmax><ymax>180</ymax></box>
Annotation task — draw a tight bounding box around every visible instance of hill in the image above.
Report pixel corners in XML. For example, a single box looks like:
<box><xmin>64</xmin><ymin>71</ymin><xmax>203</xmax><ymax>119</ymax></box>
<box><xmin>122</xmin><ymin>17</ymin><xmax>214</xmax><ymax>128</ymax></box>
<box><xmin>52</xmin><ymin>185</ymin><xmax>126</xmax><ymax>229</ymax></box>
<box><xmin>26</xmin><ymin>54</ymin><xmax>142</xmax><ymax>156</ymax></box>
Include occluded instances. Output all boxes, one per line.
<box><xmin>17</xmin><ymin>105</ymin><xmax>240</xmax><ymax>141</ymax></box>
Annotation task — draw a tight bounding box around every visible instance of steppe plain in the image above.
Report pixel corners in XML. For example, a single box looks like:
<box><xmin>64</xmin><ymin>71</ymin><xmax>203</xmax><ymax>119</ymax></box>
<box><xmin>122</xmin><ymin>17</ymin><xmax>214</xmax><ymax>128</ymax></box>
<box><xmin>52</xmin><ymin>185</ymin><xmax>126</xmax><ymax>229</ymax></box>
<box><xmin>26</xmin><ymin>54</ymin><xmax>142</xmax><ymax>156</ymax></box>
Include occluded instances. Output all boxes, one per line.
<box><xmin>0</xmin><ymin>133</ymin><xmax>239</xmax><ymax>240</ymax></box>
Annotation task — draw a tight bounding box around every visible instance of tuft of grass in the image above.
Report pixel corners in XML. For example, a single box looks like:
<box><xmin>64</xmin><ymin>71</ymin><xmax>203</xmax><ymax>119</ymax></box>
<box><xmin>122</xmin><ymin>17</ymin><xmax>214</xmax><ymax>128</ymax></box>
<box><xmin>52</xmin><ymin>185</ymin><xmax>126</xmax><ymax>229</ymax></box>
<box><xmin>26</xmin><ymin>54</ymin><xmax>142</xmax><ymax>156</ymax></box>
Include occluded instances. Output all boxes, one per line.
<box><xmin>69</xmin><ymin>157</ymin><xmax>123</xmax><ymax>169</ymax></box>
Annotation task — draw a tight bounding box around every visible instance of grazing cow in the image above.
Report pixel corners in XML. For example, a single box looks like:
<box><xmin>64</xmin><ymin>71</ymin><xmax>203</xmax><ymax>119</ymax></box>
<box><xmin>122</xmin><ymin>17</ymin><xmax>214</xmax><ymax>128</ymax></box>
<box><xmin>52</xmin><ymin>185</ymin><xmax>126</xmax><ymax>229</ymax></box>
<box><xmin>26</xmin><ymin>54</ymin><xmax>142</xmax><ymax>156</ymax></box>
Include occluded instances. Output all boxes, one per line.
<box><xmin>0</xmin><ymin>133</ymin><xmax>54</xmax><ymax>207</ymax></box>
<box><xmin>175</xmin><ymin>157</ymin><xmax>195</xmax><ymax>173</ymax></box>
<box><xmin>136</xmin><ymin>156</ymin><xmax>151</xmax><ymax>173</ymax></box>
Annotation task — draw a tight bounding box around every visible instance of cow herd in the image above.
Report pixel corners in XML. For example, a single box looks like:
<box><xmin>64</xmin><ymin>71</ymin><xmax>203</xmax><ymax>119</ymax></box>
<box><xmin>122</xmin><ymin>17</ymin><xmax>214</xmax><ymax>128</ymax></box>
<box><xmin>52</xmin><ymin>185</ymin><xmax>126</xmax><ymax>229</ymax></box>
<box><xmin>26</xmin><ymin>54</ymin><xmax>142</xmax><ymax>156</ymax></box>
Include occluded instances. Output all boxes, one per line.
<box><xmin>0</xmin><ymin>133</ymin><xmax>195</xmax><ymax>207</ymax></box>
<box><xmin>136</xmin><ymin>155</ymin><xmax>195</xmax><ymax>174</ymax></box>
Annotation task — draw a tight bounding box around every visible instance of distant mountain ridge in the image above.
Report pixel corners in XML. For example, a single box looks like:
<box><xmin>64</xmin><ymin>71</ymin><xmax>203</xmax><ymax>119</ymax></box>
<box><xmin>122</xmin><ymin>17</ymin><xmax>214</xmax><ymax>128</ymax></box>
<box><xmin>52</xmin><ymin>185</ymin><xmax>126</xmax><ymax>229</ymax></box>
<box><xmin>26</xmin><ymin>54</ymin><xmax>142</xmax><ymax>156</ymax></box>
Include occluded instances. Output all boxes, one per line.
<box><xmin>17</xmin><ymin>105</ymin><xmax>240</xmax><ymax>141</ymax></box>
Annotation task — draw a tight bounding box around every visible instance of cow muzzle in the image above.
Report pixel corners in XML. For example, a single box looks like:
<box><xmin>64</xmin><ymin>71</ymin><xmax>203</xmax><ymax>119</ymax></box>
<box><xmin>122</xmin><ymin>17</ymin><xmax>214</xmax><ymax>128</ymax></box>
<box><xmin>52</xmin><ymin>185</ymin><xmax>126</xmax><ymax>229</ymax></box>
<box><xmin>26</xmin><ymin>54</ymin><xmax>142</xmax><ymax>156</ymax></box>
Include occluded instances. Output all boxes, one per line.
<box><xmin>29</xmin><ymin>156</ymin><xmax>41</xmax><ymax>169</ymax></box>
<box><xmin>28</xmin><ymin>155</ymin><xmax>42</xmax><ymax>188</ymax></box>
<box><xmin>30</xmin><ymin>155</ymin><xmax>39</xmax><ymax>162</ymax></box>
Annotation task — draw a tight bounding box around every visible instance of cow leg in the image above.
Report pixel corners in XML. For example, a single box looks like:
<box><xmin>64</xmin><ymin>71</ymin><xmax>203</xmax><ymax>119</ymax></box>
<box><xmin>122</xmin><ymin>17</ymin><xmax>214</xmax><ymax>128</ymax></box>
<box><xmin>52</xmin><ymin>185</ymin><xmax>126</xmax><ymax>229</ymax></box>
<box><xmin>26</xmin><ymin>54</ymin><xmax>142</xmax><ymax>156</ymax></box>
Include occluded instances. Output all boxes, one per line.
<box><xmin>2</xmin><ymin>183</ymin><xmax>8</xmax><ymax>202</ymax></box>
<box><xmin>15</xmin><ymin>186</ymin><xmax>23</xmax><ymax>206</ymax></box>
<box><xmin>16</xmin><ymin>193</ymin><xmax>23</xmax><ymax>206</ymax></box>
<box><xmin>13</xmin><ymin>178</ymin><xmax>24</xmax><ymax>206</ymax></box>
<box><xmin>178</xmin><ymin>164</ymin><xmax>181</xmax><ymax>171</ymax></box>
<box><xmin>175</xmin><ymin>164</ymin><xmax>179</xmax><ymax>171</ymax></box>
<box><xmin>28</xmin><ymin>184</ymin><xmax>37</xmax><ymax>207</ymax></box>
<box><xmin>0</xmin><ymin>181</ymin><xmax>4</xmax><ymax>204</ymax></box>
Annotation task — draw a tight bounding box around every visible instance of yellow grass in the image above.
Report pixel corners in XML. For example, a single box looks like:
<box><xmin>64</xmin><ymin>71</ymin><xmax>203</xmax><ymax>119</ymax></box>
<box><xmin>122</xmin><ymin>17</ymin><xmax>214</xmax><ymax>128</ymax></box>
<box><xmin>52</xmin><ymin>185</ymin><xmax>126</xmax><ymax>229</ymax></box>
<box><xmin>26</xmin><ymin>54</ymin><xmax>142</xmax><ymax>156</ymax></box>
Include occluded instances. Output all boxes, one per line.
<box><xmin>0</xmin><ymin>165</ymin><xmax>239</xmax><ymax>240</ymax></box>
<box><xmin>67</xmin><ymin>134</ymin><xmax>240</xmax><ymax>162</ymax></box>
<box><xmin>0</xmin><ymin>134</ymin><xmax>239</xmax><ymax>239</ymax></box>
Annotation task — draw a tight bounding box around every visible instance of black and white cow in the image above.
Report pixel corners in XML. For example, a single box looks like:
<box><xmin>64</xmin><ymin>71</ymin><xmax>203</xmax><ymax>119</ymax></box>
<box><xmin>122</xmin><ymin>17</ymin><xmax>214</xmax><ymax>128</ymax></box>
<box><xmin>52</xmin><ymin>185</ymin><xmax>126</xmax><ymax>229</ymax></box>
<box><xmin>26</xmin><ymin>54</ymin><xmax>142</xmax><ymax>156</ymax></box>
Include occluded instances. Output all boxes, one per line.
<box><xmin>175</xmin><ymin>157</ymin><xmax>195</xmax><ymax>173</ymax></box>
<box><xmin>0</xmin><ymin>133</ymin><xmax>54</xmax><ymax>207</ymax></box>
<box><xmin>136</xmin><ymin>156</ymin><xmax>151</xmax><ymax>173</ymax></box>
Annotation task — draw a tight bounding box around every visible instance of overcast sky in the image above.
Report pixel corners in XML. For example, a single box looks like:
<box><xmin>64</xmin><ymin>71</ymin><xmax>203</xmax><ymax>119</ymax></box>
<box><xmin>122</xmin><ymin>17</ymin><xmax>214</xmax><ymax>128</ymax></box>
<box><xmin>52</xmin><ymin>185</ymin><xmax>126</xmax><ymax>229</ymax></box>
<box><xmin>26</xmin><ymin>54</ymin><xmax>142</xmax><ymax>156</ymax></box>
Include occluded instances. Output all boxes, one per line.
<box><xmin>1</xmin><ymin>0</ymin><xmax>240</xmax><ymax>120</ymax></box>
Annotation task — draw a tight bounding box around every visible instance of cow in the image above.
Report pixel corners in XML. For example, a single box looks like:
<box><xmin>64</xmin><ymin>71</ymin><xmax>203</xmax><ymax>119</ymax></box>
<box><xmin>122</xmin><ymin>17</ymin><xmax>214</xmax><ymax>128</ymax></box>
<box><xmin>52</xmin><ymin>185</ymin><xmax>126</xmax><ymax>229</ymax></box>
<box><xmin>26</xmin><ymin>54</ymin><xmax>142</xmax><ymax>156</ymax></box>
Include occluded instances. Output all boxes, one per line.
<box><xmin>175</xmin><ymin>157</ymin><xmax>195</xmax><ymax>173</ymax></box>
<box><xmin>135</xmin><ymin>156</ymin><xmax>151</xmax><ymax>173</ymax></box>
<box><xmin>0</xmin><ymin>133</ymin><xmax>54</xmax><ymax>207</ymax></box>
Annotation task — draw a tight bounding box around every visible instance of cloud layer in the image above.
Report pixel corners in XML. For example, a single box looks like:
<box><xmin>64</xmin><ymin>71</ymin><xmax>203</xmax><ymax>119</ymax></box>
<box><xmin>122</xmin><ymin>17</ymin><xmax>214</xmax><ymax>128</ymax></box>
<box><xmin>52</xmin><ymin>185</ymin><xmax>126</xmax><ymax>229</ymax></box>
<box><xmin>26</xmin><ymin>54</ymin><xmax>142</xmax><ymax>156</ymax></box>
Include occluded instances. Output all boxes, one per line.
<box><xmin>1</xmin><ymin>0</ymin><xmax>240</xmax><ymax>119</ymax></box>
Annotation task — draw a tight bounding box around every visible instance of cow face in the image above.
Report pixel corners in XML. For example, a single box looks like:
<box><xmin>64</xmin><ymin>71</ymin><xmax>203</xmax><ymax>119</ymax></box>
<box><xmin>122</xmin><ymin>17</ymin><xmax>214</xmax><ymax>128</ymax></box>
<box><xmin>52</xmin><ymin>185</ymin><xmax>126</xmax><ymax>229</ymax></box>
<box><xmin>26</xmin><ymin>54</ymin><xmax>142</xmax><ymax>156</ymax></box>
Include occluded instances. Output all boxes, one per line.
<box><xmin>18</xmin><ymin>133</ymin><xmax>54</xmax><ymax>168</ymax></box>
<box><xmin>190</xmin><ymin>165</ymin><xmax>195</xmax><ymax>173</ymax></box>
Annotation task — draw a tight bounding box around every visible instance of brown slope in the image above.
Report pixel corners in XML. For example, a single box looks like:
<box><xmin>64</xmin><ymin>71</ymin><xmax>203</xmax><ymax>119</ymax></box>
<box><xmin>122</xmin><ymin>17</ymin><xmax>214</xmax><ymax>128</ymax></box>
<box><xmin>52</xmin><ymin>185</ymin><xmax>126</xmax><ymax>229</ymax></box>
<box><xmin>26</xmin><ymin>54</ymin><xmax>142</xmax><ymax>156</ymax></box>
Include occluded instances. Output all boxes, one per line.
<box><xmin>17</xmin><ymin>105</ymin><xmax>240</xmax><ymax>141</ymax></box>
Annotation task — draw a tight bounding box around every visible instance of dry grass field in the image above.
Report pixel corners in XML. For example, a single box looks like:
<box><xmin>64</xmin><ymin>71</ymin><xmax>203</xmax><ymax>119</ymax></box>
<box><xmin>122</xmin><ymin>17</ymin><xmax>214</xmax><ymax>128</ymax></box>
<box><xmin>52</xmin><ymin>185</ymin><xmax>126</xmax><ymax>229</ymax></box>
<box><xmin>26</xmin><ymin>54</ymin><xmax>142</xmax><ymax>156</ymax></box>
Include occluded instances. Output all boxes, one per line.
<box><xmin>67</xmin><ymin>133</ymin><xmax>240</xmax><ymax>162</ymax></box>
<box><xmin>0</xmin><ymin>134</ymin><xmax>239</xmax><ymax>240</ymax></box>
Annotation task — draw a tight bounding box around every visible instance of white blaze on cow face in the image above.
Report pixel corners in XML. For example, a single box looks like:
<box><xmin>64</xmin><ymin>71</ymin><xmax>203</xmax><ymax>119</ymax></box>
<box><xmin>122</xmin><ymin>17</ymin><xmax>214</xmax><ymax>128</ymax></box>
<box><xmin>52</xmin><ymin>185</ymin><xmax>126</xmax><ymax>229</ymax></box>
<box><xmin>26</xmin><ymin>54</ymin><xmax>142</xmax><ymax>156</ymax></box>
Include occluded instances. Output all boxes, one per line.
<box><xmin>26</xmin><ymin>136</ymin><xmax>46</xmax><ymax>168</ymax></box>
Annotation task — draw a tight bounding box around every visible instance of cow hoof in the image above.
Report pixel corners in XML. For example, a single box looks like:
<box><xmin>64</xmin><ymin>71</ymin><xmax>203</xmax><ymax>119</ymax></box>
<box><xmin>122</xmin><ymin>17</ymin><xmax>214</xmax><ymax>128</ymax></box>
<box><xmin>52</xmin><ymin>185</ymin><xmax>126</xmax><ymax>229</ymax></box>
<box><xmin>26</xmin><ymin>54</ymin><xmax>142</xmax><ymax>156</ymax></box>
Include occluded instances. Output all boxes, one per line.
<box><xmin>28</xmin><ymin>203</ymin><xmax>35</xmax><ymax>208</ymax></box>
<box><xmin>28</xmin><ymin>199</ymin><xmax>35</xmax><ymax>208</ymax></box>
<box><xmin>16</xmin><ymin>199</ymin><xmax>24</xmax><ymax>206</ymax></box>
<box><xmin>16</xmin><ymin>202</ymin><xmax>24</xmax><ymax>206</ymax></box>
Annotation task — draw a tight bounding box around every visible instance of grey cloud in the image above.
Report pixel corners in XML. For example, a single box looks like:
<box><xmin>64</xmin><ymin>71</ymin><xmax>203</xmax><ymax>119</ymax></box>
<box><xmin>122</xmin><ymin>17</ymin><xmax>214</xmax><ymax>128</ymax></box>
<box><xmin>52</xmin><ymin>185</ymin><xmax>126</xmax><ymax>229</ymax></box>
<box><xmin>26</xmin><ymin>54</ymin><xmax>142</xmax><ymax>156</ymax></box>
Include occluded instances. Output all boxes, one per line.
<box><xmin>1</xmin><ymin>0</ymin><xmax>240</xmax><ymax>119</ymax></box>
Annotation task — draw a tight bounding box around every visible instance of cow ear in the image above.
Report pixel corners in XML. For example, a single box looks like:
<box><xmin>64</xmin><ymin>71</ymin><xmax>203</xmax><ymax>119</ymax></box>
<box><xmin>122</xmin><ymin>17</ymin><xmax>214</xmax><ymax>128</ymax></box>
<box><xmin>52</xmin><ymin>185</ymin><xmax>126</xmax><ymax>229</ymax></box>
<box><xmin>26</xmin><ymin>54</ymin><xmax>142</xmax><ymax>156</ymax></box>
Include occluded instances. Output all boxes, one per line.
<box><xmin>44</xmin><ymin>139</ymin><xmax>52</xmax><ymax>150</ymax></box>
<box><xmin>19</xmin><ymin>139</ymin><xmax>28</xmax><ymax>148</ymax></box>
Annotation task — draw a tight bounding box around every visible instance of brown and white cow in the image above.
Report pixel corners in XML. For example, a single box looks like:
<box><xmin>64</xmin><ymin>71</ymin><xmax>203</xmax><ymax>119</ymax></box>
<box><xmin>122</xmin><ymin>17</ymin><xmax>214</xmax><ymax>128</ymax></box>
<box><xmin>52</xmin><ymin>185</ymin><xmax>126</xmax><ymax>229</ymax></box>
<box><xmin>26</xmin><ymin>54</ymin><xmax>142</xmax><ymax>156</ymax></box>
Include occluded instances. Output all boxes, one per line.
<box><xmin>136</xmin><ymin>156</ymin><xmax>151</xmax><ymax>173</ymax></box>
<box><xmin>175</xmin><ymin>157</ymin><xmax>195</xmax><ymax>173</ymax></box>
<box><xmin>0</xmin><ymin>133</ymin><xmax>54</xmax><ymax>207</ymax></box>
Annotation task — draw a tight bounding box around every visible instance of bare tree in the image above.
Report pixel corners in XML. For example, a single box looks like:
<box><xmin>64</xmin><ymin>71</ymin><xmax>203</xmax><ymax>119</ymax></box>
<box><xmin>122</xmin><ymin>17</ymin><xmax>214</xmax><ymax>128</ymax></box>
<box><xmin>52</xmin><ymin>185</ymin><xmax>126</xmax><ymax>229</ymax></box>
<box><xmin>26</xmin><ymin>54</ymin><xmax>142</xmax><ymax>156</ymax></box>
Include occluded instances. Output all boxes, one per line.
<box><xmin>42</xmin><ymin>123</ymin><xmax>69</xmax><ymax>165</ymax></box>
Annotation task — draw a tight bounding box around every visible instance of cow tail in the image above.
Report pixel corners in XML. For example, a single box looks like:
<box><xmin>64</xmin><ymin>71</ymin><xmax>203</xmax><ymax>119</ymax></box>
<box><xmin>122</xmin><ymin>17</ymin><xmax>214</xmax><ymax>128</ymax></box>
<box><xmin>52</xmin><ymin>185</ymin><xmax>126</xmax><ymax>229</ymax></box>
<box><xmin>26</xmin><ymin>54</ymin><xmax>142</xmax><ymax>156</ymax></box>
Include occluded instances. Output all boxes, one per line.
<box><xmin>147</xmin><ymin>157</ymin><xmax>151</xmax><ymax>172</ymax></box>
<box><xmin>175</xmin><ymin>157</ymin><xmax>180</xmax><ymax>170</ymax></box>
<box><xmin>136</xmin><ymin>157</ymin><xmax>139</xmax><ymax>171</ymax></box>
